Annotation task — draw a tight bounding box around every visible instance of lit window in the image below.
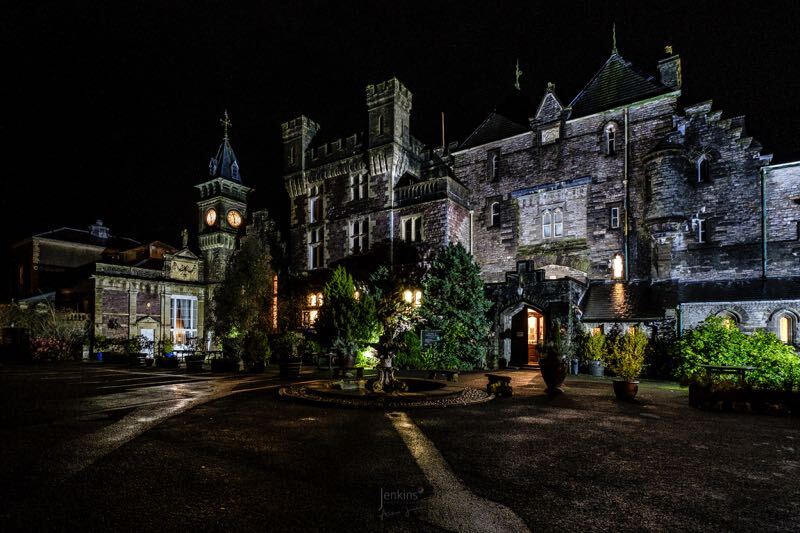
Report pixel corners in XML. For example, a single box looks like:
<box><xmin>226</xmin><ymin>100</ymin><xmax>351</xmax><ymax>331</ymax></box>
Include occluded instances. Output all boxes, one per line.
<box><xmin>591</xmin><ymin>326</ymin><xmax>603</xmax><ymax>336</ymax></box>
<box><xmin>554</xmin><ymin>209</ymin><xmax>563</xmax><ymax>237</ymax></box>
<box><xmin>718</xmin><ymin>312</ymin><xmax>738</xmax><ymax>329</ymax></box>
<box><xmin>605</xmin><ymin>124</ymin><xmax>617</xmax><ymax>155</ymax></box>
<box><xmin>610</xmin><ymin>207</ymin><xmax>620</xmax><ymax>229</ymax></box>
<box><xmin>612</xmin><ymin>254</ymin><xmax>624</xmax><ymax>279</ymax></box>
<box><xmin>170</xmin><ymin>296</ymin><xmax>198</xmax><ymax>346</ymax></box>
<box><xmin>349</xmin><ymin>218</ymin><xmax>369</xmax><ymax>254</ymax></box>
<box><xmin>778</xmin><ymin>314</ymin><xmax>794</xmax><ymax>344</ymax></box>
<box><xmin>697</xmin><ymin>155</ymin><xmax>710</xmax><ymax>183</ymax></box>
<box><xmin>403</xmin><ymin>289</ymin><xmax>422</xmax><ymax>307</ymax></box>
<box><xmin>308</xmin><ymin>227</ymin><xmax>323</xmax><ymax>269</ymax></box>
<box><xmin>542</xmin><ymin>211</ymin><xmax>552</xmax><ymax>239</ymax></box>
<box><xmin>401</xmin><ymin>215</ymin><xmax>423</xmax><ymax>243</ymax></box>
<box><xmin>308</xmin><ymin>185</ymin><xmax>322</xmax><ymax>223</ymax></box>
<box><xmin>490</xmin><ymin>202</ymin><xmax>500</xmax><ymax>227</ymax></box>
<box><xmin>350</xmin><ymin>174</ymin><xmax>368</xmax><ymax>201</ymax></box>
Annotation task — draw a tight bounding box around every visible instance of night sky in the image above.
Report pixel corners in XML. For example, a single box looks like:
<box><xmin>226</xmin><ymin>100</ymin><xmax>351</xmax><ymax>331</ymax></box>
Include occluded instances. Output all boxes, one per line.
<box><xmin>2</xmin><ymin>1</ymin><xmax>799</xmax><ymax>256</ymax></box>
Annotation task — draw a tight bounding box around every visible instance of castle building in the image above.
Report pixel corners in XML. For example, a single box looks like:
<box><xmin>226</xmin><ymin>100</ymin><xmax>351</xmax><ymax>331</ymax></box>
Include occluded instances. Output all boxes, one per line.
<box><xmin>283</xmin><ymin>42</ymin><xmax>800</xmax><ymax>366</ymax></box>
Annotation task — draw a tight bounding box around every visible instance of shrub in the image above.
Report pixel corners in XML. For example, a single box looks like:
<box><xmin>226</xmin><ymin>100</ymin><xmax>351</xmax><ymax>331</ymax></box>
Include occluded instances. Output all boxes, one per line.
<box><xmin>584</xmin><ymin>331</ymin><xmax>606</xmax><ymax>363</ymax></box>
<box><xmin>394</xmin><ymin>330</ymin><xmax>424</xmax><ymax>369</ymax></box>
<box><xmin>675</xmin><ymin>316</ymin><xmax>800</xmax><ymax>390</ymax></box>
<box><xmin>420</xmin><ymin>347</ymin><xmax>461</xmax><ymax>370</ymax></box>
<box><xmin>273</xmin><ymin>331</ymin><xmax>305</xmax><ymax>360</ymax></box>
<box><xmin>243</xmin><ymin>330</ymin><xmax>271</xmax><ymax>363</ymax></box>
<box><xmin>607</xmin><ymin>327</ymin><xmax>648</xmax><ymax>381</ymax></box>
<box><xmin>316</xmin><ymin>266</ymin><xmax>378</xmax><ymax>355</ymax></box>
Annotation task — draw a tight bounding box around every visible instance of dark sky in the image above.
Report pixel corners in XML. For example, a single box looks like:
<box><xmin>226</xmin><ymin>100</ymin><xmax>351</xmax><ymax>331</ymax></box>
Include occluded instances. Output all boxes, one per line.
<box><xmin>2</xmin><ymin>0</ymin><xmax>799</xmax><ymax>254</ymax></box>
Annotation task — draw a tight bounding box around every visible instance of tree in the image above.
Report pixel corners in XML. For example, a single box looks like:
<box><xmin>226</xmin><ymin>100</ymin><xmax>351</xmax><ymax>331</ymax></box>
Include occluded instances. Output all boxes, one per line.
<box><xmin>419</xmin><ymin>243</ymin><xmax>491</xmax><ymax>369</ymax></box>
<box><xmin>212</xmin><ymin>236</ymin><xmax>275</xmax><ymax>363</ymax></box>
<box><xmin>315</xmin><ymin>266</ymin><xmax>378</xmax><ymax>355</ymax></box>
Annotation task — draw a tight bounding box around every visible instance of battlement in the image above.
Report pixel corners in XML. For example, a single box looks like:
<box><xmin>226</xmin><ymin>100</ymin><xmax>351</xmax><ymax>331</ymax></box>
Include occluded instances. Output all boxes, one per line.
<box><xmin>281</xmin><ymin>115</ymin><xmax>320</xmax><ymax>141</ymax></box>
<box><xmin>308</xmin><ymin>133</ymin><xmax>364</xmax><ymax>161</ymax></box>
<box><xmin>365</xmin><ymin>77</ymin><xmax>412</xmax><ymax>109</ymax></box>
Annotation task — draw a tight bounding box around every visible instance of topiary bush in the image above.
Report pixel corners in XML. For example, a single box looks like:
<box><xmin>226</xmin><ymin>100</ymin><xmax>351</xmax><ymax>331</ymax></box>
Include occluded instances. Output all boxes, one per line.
<box><xmin>607</xmin><ymin>327</ymin><xmax>648</xmax><ymax>381</ymax></box>
<box><xmin>675</xmin><ymin>316</ymin><xmax>800</xmax><ymax>390</ymax></box>
<box><xmin>394</xmin><ymin>330</ymin><xmax>424</xmax><ymax>369</ymax></box>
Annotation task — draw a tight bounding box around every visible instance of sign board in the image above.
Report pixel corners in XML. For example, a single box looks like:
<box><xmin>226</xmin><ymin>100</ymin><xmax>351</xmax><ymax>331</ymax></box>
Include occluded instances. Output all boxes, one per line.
<box><xmin>420</xmin><ymin>329</ymin><xmax>442</xmax><ymax>349</ymax></box>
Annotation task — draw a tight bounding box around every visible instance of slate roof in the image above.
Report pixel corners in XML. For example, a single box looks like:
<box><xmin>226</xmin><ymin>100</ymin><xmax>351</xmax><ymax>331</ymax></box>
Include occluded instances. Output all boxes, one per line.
<box><xmin>34</xmin><ymin>227</ymin><xmax>141</xmax><ymax>250</ymax></box>
<box><xmin>581</xmin><ymin>278</ymin><xmax>800</xmax><ymax>322</ymax></box>
<box><xmin>459</xmin><ymin>90</ymin><xmax>532</xmax><ymax>150</ymax></box>
<box><xmin>208</xmin><ymin>137</ymin><xmax>242</xmax><ymax>182</ymax></box>
<box><xmin>568</xmin><ymin>53</ymin><xmax>672</xmax><ymax>118</ymax></box>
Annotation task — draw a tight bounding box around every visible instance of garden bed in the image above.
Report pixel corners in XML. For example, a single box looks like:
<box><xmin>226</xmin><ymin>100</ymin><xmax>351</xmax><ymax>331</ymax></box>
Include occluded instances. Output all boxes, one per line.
<box><xmin>689</xmin><ymin>381</ymin><xmax>800</xmax><ymax>415</ymax></box>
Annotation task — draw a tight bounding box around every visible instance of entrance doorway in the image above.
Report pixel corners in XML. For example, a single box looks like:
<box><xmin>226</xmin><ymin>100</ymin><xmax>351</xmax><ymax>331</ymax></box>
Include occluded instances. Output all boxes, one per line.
<box><xmin>510</xmin><ymin>307</ymin><xmax>545</xmax><ymax>366</ymax></box>
<box><xmin>140</xmin><ymin>328</ymin><xmax>155</xmax><ymax>356</ymax></box>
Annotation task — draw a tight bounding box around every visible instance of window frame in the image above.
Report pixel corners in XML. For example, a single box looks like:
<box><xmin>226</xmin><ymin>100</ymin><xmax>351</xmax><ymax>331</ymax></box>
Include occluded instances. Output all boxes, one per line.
<box><xmin>401</xmin><ymin>214</ymin><xmax>423</xmax><ymax>243</ymax></box>
<box><xmin>348</xmin><ymin>217</ymin><xmax>370</xmax><ymax>254</ymax></box>
<box><xmin>349</xmin><ymin>174</ymin><xmax>368</xmax><ymax>202</ymax></box>
<box><xmin>695</xmin><ymin>218</ymin><xmax>707</xmax><ymax>243</ymax></box>
<box><xmin>308</xmin><ymin>185</ymin><xmax>322</xmax><ymax>224</ymax></box>
<box><xmin>610</xmin><ymin>206</ymin><xmax>621</xmax><ymax>229</ymax></box>
<box><xmin>170</xmin><ymin>295</ymin><xmax>198</xmax><ymax>346</ymax></box>
<box><xmin>307</xmin><ymin>226</ymin><xmax>324</xmax><ymax>269</ymax></box>
<box><xmin>604</xmin><ymin>123</ymin><xmax>617</xmax><ymax>156</ymax></box>
<box><xmin>553</xmin><ymin>208</ymin><xmax>564</xmax><ymax>238</ymax></box>
<box><xmin>696</xmin><ymin>154</ymin><xmax>710</xmax><ymax>183</ymax></box>
<box><xmin>490</xmin><ymin>201</ymin><xmax>500</xmax><ymax>227</ymax></box>
<box><xmin>542</xmin><ymin>210</ymin><xmax>553</xmax><ymax>239</ymax></box>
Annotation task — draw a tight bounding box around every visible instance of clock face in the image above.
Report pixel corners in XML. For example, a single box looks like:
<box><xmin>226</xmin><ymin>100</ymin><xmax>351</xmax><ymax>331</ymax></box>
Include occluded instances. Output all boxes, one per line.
<box><xmin>227</xmin><ymin>209</ymin><xmax>243</xmax><ymax>228</ymax></box>
<box><xmin>205</xmin><ymin>208</ymin><xmax>217</xmax><ymax>226</ymax></box>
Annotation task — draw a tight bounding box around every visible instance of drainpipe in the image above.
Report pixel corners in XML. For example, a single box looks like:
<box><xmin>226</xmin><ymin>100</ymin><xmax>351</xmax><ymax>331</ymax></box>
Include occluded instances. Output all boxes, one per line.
<box><xmin>760</xmin><ymin>167</ymin><xmax>768</xmax><ymax>279</ymax></box>
<box><xmin>677</xmin><ymin>303</ymin><xmax>683</xmax><ymax>337</ymax></box>
<box><xmin>623</xmin><ymin>107</ymin><xmax>630</xmax><ymax>280</ymax></box>
<box><xmin>469</xmin><ymin>210</ymin><xmax>474</xmax><ymax>254</ymax></box>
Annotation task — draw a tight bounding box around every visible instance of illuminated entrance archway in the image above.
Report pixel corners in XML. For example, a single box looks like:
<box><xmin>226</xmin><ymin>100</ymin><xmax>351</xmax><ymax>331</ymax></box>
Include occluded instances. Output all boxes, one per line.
<box><xmin>500</xmin><ymin>302</ymin><xmax>546</xmax><ymax>366</ymax></box>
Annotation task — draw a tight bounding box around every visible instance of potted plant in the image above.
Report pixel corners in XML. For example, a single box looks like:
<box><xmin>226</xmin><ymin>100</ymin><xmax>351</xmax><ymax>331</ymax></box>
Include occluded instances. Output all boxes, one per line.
<box><xmin>274</xmin><ymin>331</ymin><xmax>304</xmax><ymax>379</ymax></box>
<box><xmin>156</xmin><ymin>338</ymin><xmax>179</xmax><ymax>369</ymax></box>
<box><xmin>243</xmin><ymin>330</ymin><xmax>270</xmax><ymax>373</ymax></box>
<box><xmin>607</xmin><ymin>327</ymin><xmax>648</xmax><ymax>401</ymax></box>
<box><xmin>539</xmin><ymin>320</ymin><xmax>569</xmax><ymax>394</ymax></box>
<box><xmin>585</xmin><ymin>330</ymin><xmax>607</xmax><ymax>377</ymax></box>
<box><xmin>213</xmin><ymin>336</ymin><xmax>242</xmax><ymax>372</ymax></box>
<box><xmin>127</xmin><ymin>335</ymin><xmax>148</xmax><ymax>367</ymax></box>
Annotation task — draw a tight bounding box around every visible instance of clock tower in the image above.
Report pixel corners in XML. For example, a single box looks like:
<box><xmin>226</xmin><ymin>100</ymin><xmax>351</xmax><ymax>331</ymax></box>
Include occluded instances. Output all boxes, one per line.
<box><xmin>196</xmin><ymin>111</ymin><xmax>252</xmax><ymax>283</ymax></box>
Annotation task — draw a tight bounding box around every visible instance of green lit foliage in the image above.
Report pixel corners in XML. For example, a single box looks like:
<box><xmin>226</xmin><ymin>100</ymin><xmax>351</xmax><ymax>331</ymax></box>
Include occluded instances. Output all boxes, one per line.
<box><xmin>316</xmin><ymin>266</ymin><xmax>378</xmax><ymax>355</ymax></box>
<box><xmin>394</xmin><ymin>330</ymin><xmax>424</xmax><ymax>369</ymax></box>
<box><xmin>272</xmin><ymin>330</ymin><xmax>305</xmax><ymax>361</ymax></box>
<box><xmin>367</xmin><ymin>265</ymin><xmax>420</xmax><ymax>360</ymax></box>
<box><xmin>584</xmin><ymin>330</ymin><xmax>607</xmax><ymax>363</ymax></box>
<box><xmin>419</xmin><ymin>243</ymin><xmax>491</xmax><ymax>369</ymax></box>
<box><xmin>676</xmin><ymin>316</ymin><xmax>800</xmax><ymax>390</ymax></box>
<box><xmin>213</xmin><ymin>237</ymin><xmax>275</xmax><ymax>363</ymax></box>
<box><xmin>607</xmin><ymin>327</ymin><xmax>648</xmax><ymax>381</ymax></box>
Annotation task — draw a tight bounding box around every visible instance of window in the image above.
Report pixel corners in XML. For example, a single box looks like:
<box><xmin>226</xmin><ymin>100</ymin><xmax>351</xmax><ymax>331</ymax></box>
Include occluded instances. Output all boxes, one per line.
<box><xmin>491</xmin><ymin>154</ymin><xmax>500</xmax><ymax>180</ymax></box>
<box><xmin>591</xmin><ymin>326</ymin><xmax>604</xmax><ymax>336</ymax></box>
<box><xmin>308</xmin><ymin>227</ymin><xmax>323</xmax><ymax>269</ymax></box>
<box><xmin>778</xmin><ymin>314</ymin><xmax>794</xmax><ymax>344</ymax></box>
<box><xmin>605</xmin><ymin>123</ymin><xmax>617</xmax><ymax>155</ymax></box>
<box><xmin>610</xmin><ymin>207</ymin><xmax>620</xmax><ymax>229</ymax></box>
<box><xmin>490</xmin><ymin>202</ymin><xmax>500</xmax><ymax>227</ymax></box>
<box><xmin>542</xmin><ymin>211</ymin><xmax>552</xmax><ymax>239</ymax></box>
<box><xmin>289</xmin><ymin>145</ymin><xmax>296</xmax><ymax>165</ymax></box>
<box><xmin>350</xmin><ymin>174</ymin><xmax>368</xmax><ymax>201</ymax></box>
<box><xmin>487</xmin><ymin>149</ymin><xmax>501</xmax><ymax>181</ymax></box>
<box><xmin>308</xmin><ymin>185</ymin><xmax>322</xmax><ymax>223</ymax></box>
<box><xmin>349</xmin><ymin>218</ymin><xmax>369</xmax><ymax>254</ymax></box>
<box><xmin>694</xmin><ymin>218</ymin><xmax>706</xmax><ymax>243</ymax></box>
<box><xmin>612</xmin><ymin>254</ymin><xmax>624</xmax><ymax>279</ymax></box>
<box><xmin>401</xmin><ymin>215</ymin><xmax>423</xmax><ymax>243</ymax></box>
<box><xmin>403</xmin><ymin>289</ymin><xmax>423</xmax><ymax>307</ymax></box>
<box><xmin>170</xmin><ymin>296</ymin><xmax>198</xmax><ymax>346</ymax></box>
<box><xmin>377</xmin><ymin>114</ymin><xmax>384</xmax><ymax>135</ymax></box>
<box><xmin>303</xmin><ymin>292</ymin><xmax>324</xmax><ymax>326</ymax></box>
<box><xmin>697</xmin><ymin>155</ymin><xmax>710</xmax><ymax>183</ymax></box>
<box><xmin>553</xmin><ymin>209</ymin><xmax>564</xmax><ymax>237</ymax></box>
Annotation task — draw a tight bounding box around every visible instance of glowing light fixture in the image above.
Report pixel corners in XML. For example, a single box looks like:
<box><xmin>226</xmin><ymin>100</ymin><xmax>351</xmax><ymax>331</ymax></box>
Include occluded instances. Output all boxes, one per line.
<box><xmin>612</xmin><ymin>254</ymin><xmax>624</xmax><ymax>279</ymax></box>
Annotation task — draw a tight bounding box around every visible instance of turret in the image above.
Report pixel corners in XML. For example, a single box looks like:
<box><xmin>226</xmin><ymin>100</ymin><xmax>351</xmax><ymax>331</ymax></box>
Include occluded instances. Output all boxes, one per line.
<box><xmin>365</xmin><ymin>77</ymin><xmax>412</xmax><ymax>148</ymax></box>
<box><xmin>281</xmin><ymin>115</ymin><xmax>319</xmax><ymax>174</ymax></box>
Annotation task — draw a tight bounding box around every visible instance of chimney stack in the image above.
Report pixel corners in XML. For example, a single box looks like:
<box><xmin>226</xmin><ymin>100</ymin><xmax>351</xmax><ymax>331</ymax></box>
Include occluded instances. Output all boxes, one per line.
<box><xmin>658</xmin><ymin>45</ymin><xmax>682</xmax><ymax>90</ymax></box>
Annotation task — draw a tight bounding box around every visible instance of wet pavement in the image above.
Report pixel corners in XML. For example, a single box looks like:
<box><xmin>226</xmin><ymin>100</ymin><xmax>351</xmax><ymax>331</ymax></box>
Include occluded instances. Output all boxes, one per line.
<box><xmin>3</xmin><ymin>365</ymin><xmax>800</xmax><ymax>531</ymax></box>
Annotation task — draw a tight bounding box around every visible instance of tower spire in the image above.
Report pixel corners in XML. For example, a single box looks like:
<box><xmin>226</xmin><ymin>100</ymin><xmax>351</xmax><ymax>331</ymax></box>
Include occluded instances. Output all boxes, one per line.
<box><xmin>220</xmin><ymin>110</ymin><xmax>232</xmax><ymax>141</ymax></box>
<box><xmin>514</xmin><ymin>59</ymin><xmax>522</xmax><ymax>91</ymax></box>
<box><xmin>612</xmin><ymin>23</ymin><xmax>618</xmax><ymax>54</ymax></box>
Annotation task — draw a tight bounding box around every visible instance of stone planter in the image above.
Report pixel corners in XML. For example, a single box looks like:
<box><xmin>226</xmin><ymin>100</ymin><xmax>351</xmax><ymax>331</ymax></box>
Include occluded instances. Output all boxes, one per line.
<box><xmin>185</xmin><ymin>359</ymin><xmax>204</xmax><ymax>372</ymax></box>
<box><xmin>613</xmin><ymin>379</ymin><xmax>639</xmax><ymax>401</ymax></box>
<box><xmin>588</xmin><ymin>360</ymin><xmax>605</xmax><ymax>377</ymax></box>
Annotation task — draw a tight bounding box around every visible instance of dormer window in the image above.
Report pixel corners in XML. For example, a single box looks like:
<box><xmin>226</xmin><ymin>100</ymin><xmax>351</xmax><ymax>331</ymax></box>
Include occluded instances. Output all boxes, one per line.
<box><xmin>697</xmin><ymin>154</ymin><xmax>710</xmax><ymax>183</ymax></box>
<box><xmin>490</xmin><ymin>202</ymin><xmax>500</xmax><ymax>227</ymax></box>
<box><xmin>604</xmin><ymin>123</ymin><xmax>617</xmax><ymax>155</ymax></box>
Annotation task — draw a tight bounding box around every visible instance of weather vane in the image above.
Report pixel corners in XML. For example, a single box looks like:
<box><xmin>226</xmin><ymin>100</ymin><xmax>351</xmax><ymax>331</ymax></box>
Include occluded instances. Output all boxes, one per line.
<box><xmin>220</xmin><ymin>110</ymin><xmax>232</xmax><ymax>140</ymax></box>
<box><xmin>514</xmin><ymin>59</ymin><xmax>522</xmax><ymax>91</ymax></box>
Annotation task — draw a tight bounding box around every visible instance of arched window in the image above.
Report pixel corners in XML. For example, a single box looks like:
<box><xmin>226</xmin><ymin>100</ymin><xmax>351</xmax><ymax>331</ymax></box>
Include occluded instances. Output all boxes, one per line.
<box><xmin>553</xmin><ymin>209</ymin><xmax>563</xmax><ymax>237</ymax></box>
<box><xmin>778</xmin><ymin>313</ymin><xmax>795</xmax><ymax>344</ymax></box>
<box><xmin>490</xmin><ymin>202</ymin><xmax>500</xmax><ymax>227</ymax></box>
<box><xmin>289</xmin><ymin>145</ymin><xmax>296</xmax><ymax>164</ymax></box>
<box><xmin>491</xmin><ymin>154</ymin><xmax>500</xmax><ymax>180</ymax></box>
<box><xmin>377</xmin><ymin>114</ymin><xmax>384</xmax><ymax>135</ymax></box>
<box><xmin>604</xmin><ymin>123</ymin><xmax>617</xmax><ymax>155</ymax></box>
<box><xmin>697</xmin><ymin>155</ymin><xmax>710</xmax><ymax>183</ymax></box>
<box><xmin>542</xmin><ymin>211</ymin><xmax>553</xmax><ymax>239</ymax></box>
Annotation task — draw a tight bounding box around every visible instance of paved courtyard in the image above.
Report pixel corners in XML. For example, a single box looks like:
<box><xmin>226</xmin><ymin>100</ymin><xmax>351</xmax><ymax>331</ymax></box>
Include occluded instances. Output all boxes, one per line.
<box><xmin>2</xmin><ymin>364</ymin><xmax>799</xmax><ymax>531</ymax></box>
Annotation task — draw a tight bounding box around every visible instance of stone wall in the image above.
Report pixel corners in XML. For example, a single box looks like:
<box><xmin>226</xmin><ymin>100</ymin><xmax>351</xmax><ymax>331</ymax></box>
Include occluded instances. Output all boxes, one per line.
<box><xmin>680</xmin><ymin>300</ymin><xmax>800</xmax><ymax>341</ymax></box>
<box><xmin>765</xmin><ymin>163</ymin><xmax>800</xmax><ymax>277</ymax></box>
